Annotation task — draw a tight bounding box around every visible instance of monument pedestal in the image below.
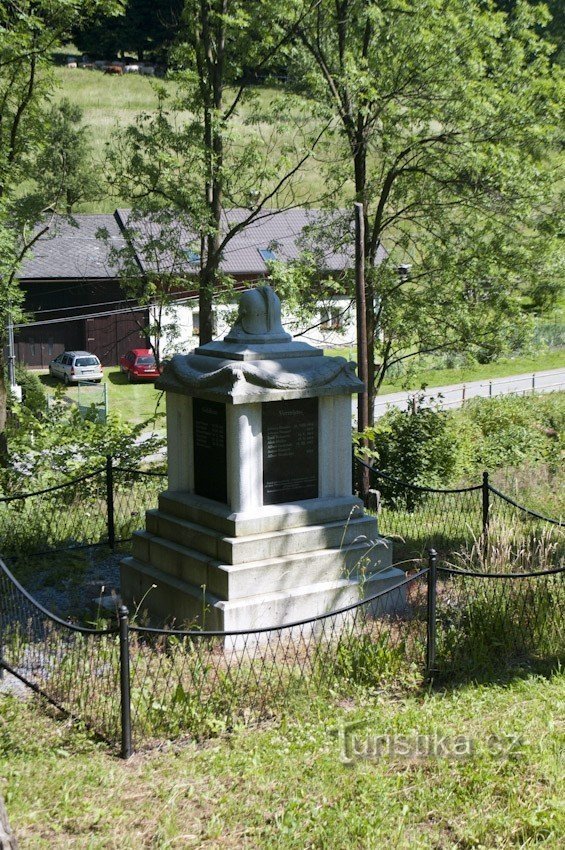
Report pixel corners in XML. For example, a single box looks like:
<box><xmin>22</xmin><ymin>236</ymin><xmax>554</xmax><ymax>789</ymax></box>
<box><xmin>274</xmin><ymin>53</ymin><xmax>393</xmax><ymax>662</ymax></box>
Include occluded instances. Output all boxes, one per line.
<box><xmin>122</xmin><ymin>491</ymin><xmax>397</xmax><ymax>630</ymax></box>
<box><xmin>121</xmin><ymin>286</ymin><xmax>400</xmax><ymax>630</ymax></box>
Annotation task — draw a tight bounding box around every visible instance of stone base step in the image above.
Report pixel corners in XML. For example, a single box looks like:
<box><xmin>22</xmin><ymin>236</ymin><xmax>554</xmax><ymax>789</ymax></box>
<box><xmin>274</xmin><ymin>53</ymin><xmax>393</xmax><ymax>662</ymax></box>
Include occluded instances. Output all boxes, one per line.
<box><xmin>121</xmin><ymin>556</ymin><xmax>223</xmax><ymax>629</ymax></box>
<box><xmin>131</xmin><ymin>530</ymin><xmax>392</xmax><ymax>600</ymax></box>
<box><xmin>144</xmin><ymin>509</ymin><xmax>382</xmax><ymax>565</ymax></box>
<box><xmin>158</xmin><ymin>490</ymin><xmax>365</xmax><ymax>537</ymax></box>
<box><xmin>121</xmin><ymin>556</ymin><xmax>406</xmax><ymax>633</ymax></box>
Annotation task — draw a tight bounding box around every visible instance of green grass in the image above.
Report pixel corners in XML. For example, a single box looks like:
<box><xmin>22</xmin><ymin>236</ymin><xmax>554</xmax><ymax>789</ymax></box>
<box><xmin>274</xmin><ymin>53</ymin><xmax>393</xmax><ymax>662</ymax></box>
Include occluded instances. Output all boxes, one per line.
<box><xmin>1</xmin><ymin>671</ymin><xmax>563</xmax><ymax>848</ymax></box>
<box><xmin>381</xmin><ymin>350</ymin><xmax>565</xmax><ymax>395</ymax></box>
<box><xmin>326</xmin><ymin>348</ymin><xmax>565</xmax><ymax>395</ymax></box>
<box><xmin>37</xmin><ymin>367</ymin><xmax>166</xmax><ymax>429</ymax></box>
<box><xmin>51</xmin><ymin>68</ymin><xmax>331</xmax><ymax>212</ymax></box>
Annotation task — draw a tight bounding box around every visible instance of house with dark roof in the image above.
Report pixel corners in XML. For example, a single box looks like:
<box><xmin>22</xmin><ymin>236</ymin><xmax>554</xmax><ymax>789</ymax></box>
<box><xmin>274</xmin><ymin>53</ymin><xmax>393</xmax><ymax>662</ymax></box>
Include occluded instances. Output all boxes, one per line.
<box><xmin>15</xmin><ymin>208</ymin><xmax>382</xmax><ymax>366</ymax></box>
<box><xmin>15</xmin><ymin>214</ymin><xmax>149</xmax><ymax>366</ymax></box>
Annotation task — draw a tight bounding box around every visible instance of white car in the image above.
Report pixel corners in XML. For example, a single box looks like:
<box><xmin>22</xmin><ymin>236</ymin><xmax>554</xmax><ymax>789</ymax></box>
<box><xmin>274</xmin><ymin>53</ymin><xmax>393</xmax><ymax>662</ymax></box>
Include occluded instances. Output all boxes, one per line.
<box><xmin>48</xmin><ymin>351</ymin><xmax>104</xmax><ymax>385</ymax></box>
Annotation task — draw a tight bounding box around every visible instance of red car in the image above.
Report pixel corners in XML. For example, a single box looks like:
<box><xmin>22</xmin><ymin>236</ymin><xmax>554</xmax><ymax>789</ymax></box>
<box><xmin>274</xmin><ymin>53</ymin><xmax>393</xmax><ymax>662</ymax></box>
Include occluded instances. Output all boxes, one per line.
<box><xmin>119</xmin><ymin>349</ymin><xmax>161</xmax><ymax>382</ymax></box>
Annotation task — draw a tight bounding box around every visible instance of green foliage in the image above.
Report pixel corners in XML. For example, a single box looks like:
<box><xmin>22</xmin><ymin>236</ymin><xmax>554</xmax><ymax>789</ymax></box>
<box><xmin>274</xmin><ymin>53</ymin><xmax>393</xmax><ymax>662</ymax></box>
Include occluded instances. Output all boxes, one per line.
<box><xmin>107</xmin><ymin>1</ymin><xmax>329</xmax><ymax>344</ymax></box>
<box><xmin>291</xmin><ymin>0</ymin><xmax>565</xmax><ymax>417</ymax></box>
<box><xmin>13</xmin><ymin>364</ymin><xmax>47</xmax><ymax>415</ymax></box>
<box><xmin>0</xmin><ymin>1</ymin><xmax>120</xmax><ymax>448</ymax></box>
<box><xmin>72</xmin><ymin>0</ymin><xmax>183</xmax><ymax>61</ymax></box>
<box><xmin>361</xmin><ymin>392</ymin><xmax>563</xmax><ymax>496</ymax></box>
<box><xmin>437</xmin><ymin>574</ymin><xmax>565</xmax><ymax>678</ymax></box>
<box><xmin>30</xmin><ymin>98</ymin><xmax>100</xmax><ymax>214</ymax></box>
<box><xmin>0</xmin><ymin>389</ymin><xmax>165</xmax><ymax>495</ymax></box>
<box><xmin>462</xmin><ymin>392</ymin><xmax>564</xmax><ymax>471</ymax></box>
<box><xmin>359</xmin><ymin>394</ymin><xmax>463</xmax><ymax>506</ymax></box>
<box><xmin>267</xmin><ymin>253</ymin><xmax>349</xmax><ymax>332</ymax></box>
<box><xmin>332</xmin><ymin>631</ymin><xmax>406</xmax><ymax>688</ymax></box>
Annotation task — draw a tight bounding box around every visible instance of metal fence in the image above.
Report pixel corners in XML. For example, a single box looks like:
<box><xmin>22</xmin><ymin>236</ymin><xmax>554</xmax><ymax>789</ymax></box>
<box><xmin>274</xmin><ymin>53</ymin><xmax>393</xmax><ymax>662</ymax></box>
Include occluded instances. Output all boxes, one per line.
<box><xmin>0</xmin><ymin>458</ymin><xmax>166</xmax><ymax>559</ymax></box>
<box><xmin>373</xmin><ymin>368</ymin><xmax>565</xmax><ymax>418</ymax></box>
<box><xmin>359</xmin><ymin>461</ymin><xmax>564</xmax><ymax>569</ymax></box>
<box><xmin>1</xmin><ymin>553</ymin><xmax>563</xmax><ymax>758</ymax></box>
<box><xmin>433</xmin><ymin>563</ymin><xmax>565</xmax><ymax>680</ymax></box>
<box><xmin>0</xmin><ymin>556</ymin><xmax>429</xmax><ymax>757</ymax></box>
<box><xmin>1</xmin><ymin>458</ymin><xmax>562</xmax><ymax>569</ymax></box>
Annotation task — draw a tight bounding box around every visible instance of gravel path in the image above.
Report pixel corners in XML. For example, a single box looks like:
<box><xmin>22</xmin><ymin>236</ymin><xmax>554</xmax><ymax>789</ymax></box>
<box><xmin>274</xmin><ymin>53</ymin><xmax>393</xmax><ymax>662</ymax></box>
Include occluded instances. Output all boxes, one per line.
<box><xmin>28</xmin><ymin>548</ymin><xmax>124</xmax><ymax>620</ymax></box>
<box><xmin>1</xmin><ymin>547</ymin><xmax>125</xmax><ymax>698</ymax></box>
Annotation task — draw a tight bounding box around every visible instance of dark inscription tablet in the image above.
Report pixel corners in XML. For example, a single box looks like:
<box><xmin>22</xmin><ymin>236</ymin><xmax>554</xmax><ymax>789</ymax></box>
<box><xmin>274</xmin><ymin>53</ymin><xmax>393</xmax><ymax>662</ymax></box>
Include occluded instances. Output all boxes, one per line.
<box><xmin>263</xmin><ymin>398</ymin><xmax>318</xmax><ymax>505</ymax></box>
<box><xmin>193</xmin><ymin>398</ymin><xmax>227</xmax><ymax>504</ymax></box>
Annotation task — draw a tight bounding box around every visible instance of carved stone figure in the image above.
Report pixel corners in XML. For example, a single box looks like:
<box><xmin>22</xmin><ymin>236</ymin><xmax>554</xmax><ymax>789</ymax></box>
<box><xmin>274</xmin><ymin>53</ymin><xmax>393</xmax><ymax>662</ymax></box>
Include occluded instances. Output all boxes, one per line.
<box><xmin>225</xmin><ymin>285</ymin><xmax>291</xmax><ymax>343</ymax></box>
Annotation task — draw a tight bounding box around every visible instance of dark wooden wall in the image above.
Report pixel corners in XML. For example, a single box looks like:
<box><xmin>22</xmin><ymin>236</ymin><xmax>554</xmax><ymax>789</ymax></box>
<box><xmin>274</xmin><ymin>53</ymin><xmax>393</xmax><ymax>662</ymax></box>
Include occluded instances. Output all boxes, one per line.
<box><xmin>15</xmin><ymin>278</ymin><xmax>149</xmax><ymax>367</ymax></box>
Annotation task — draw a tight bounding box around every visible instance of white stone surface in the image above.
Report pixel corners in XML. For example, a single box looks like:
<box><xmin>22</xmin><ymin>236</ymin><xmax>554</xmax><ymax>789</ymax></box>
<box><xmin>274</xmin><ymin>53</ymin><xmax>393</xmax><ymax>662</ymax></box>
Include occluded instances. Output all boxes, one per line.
<box><xmin>122</xmin><ymin>284</ymin><xmax>396</xmax><ymax>633</ymax></box>
<box><xmin>226</xmin><ymin>404</ymin><xmax>262</xmax><ymax>512</ymax></box>
<box><xmin>166</xmin><ymin>394</ymin><xmax>193</xmax><ymax>492</ymax></box>
<box><xmin>157</xmin><ymin>491</ymin><xmax>365</xmax><ymax>536</ymax></box>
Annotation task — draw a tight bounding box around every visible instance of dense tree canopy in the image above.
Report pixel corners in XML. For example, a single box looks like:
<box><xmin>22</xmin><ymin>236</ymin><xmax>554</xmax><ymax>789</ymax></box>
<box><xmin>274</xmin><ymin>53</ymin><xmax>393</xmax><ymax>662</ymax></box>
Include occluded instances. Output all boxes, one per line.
<box><xmin>72</xmin><ymin>0</ymin><xmax>184</xmax><ymax>60</ymax></box>
<box><xmin>288</xmin><ymin>0</ymin><xmax>563</xmax><ymax>420</ymax></box>
<box><xmin>0</xmin><ymin>0</ymin><xmax>115</xmax><ymax>456</ymax></box>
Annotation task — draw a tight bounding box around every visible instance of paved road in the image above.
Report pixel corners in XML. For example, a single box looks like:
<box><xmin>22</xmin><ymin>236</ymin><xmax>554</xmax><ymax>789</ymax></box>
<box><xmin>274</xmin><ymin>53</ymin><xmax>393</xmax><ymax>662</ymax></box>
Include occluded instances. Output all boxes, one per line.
<box><xmin>373</xmin><ymin>367</ymin><xmax>565</xmax><ymax>418</ymax></box>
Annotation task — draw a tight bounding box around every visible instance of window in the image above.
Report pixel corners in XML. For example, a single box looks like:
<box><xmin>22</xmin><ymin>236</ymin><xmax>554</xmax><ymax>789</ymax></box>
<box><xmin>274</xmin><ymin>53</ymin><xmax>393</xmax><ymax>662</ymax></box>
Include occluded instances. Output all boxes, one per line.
<box><xmin>183</xmin><ymin>249</ymin><xmax>200</xmax><ymax>265</ymax></box>
<box><xmin>320</xmin><ymin>306</ymin><xmax>343</xmax><ymax>331</ymax></box>
<box><xmin>136</xmin><ymin>355</ymin><xmax>155</xmax><ymax>365</ymax></box>
<box><xmin>75</xmin><ymin>356</ymin><xmax>99</xmax><ymax>367</ymax></box>
<box><xmin>47</xmin><ymin>338</ymin><xmax>54</xmax><ymax>356</ymax></box>
<box><xmin>258</xmin><ymin>248</ymin><xmax>276</xmax><ymax>262</ymax></box>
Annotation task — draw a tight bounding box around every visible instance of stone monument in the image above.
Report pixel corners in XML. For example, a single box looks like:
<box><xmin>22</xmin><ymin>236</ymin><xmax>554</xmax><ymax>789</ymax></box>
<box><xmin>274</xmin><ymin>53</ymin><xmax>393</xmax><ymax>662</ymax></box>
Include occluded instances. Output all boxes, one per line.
<box><xmin>121</xmin><ymin>285</ymin><xmax>401</xmax><ymax>630</ymax></box>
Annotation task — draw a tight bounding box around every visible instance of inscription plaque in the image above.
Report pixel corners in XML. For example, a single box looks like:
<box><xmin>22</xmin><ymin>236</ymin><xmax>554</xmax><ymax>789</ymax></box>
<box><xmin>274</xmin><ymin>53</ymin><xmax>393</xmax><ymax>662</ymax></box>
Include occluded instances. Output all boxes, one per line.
<box><xmin>193</xmin><ymin>398</ymin><xmax>227</xmax><ymax>503</ymax></box>
<box><xmin>263</xmin><ymin>398</ymin><xmax>318</xmax><ymax>505</ymax></box>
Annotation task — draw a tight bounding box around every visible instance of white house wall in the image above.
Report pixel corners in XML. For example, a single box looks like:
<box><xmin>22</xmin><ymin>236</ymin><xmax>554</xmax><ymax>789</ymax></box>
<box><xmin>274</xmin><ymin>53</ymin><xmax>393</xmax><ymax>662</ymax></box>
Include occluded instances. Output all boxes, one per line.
<box><xmin>152</xmin><ymin>297</ymin><xmax>357</xmax><ymax>357</ymax></box>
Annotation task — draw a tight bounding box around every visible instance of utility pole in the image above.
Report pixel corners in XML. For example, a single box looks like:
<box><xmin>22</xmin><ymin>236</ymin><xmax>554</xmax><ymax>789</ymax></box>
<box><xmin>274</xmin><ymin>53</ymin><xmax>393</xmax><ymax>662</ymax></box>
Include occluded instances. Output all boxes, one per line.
<box><xmin>354</xmin><ymin>202</ymin><xmax>369</xmax><ymax>498</ymax></box>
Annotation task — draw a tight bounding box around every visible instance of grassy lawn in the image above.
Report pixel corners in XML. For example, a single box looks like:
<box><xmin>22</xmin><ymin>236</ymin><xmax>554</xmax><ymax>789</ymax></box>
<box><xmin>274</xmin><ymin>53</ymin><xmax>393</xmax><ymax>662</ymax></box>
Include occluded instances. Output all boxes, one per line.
<box><xmin>37</xmin><ymin>367</ymin><xmax>166</xmax><ymax>430</ymax></box>
<box><xmin>325</xmin><ymin>348</ymin><xmax>565</xmax><ymax>395</ymax></box>
<box><xmin>1</xmin><ymin>670</ymin><xmax>563</xmax><ymax>848</ymax></box>
<box><xmin>51</xmin><ymin>68</ymin><xmax>331</xmax><ymax>212</ymax></box>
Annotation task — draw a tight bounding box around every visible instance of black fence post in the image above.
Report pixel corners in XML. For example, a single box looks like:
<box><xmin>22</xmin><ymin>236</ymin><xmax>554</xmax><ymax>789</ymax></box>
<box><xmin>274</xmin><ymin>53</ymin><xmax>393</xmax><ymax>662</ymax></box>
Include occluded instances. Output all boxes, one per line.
<box><xmin>106</xmin><ymin>455</ymin><xmax>115</xmax><ymax>550</ymax></box>
<box><xmin>118</xmin><ymin>605</ymin><xmax>133</xmax><ymax>759</ymax></box>
<box><xmin>426</xmin><ymin>548</ymin><xmax>437</xmax><ymax>679</ymax></box>
<box><xmin>482</xmin><ymin>471</ymin><xmax>490</xmax><ymax>540</ymax></box>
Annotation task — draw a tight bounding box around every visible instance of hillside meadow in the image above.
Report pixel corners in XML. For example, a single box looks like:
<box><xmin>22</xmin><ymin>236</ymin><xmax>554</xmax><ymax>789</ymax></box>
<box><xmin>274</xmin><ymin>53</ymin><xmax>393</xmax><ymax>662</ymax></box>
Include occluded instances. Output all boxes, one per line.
<box><xmin>50</xmin><ymin>67</ymin><xmax>335</xmax><ymax>212</ymax></box>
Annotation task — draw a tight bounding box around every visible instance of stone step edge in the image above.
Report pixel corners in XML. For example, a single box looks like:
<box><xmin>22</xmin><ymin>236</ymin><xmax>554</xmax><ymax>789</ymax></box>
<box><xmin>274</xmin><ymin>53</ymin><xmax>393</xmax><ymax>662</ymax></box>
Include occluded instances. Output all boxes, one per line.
<box><xmin>122</xmin><ymin>556</ymin><xmax>403</xmax><ymax>611</ymax></box>
<box><xmin>158</xmin><ymin>491</ymin><xmax>365</xmax><ymax>536</ymax></box>
<box><xmin>216</xmin><ymin>566</ymin><xmax>405</xmax><ymax>612</ymax></box>
<box><xmin>121</xmin><ymin>556</ymin><xmax>223</xmax><ymax>607</ymax></box>
<box><xmin>144</xmin><ymin>508</ymin><xmax>379</xmax><ymax>546</ymax></box>
<box><xmin>132</xmin><ymin>529</ymin><xmax>391</xmax><ymax>574</ymax></box>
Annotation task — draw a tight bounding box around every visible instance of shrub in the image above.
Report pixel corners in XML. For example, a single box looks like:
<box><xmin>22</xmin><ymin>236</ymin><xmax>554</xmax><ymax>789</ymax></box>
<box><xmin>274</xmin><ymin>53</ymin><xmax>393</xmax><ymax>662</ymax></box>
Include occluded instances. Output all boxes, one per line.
<box><xmin>359</xmin><ymin>394</ymin><xmax>463</xmax><ymax>507</ymax></box>
<box><xmin>13</xmin><ymin>364</ymin><xmax>47</xmax><ymax>415</ymax></box>
<box><xmin>462</xmin><ymin>392</ymin><xmax>563</xmax><ymax>472</ymax></box>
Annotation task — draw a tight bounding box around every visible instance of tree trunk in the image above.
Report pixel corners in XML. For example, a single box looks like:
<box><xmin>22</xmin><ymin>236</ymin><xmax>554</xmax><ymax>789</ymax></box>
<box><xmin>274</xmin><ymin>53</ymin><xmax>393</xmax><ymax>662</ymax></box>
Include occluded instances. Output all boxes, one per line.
<box><xmin>198</xmin><ymin>262</ymin><xmax>215</xmax><ymax>344</ymax></box>
<box><xmin>0</xmin><ymin>797</ymin><xmax>18</xmax><ymax>850</ymax></box>
<box><xmin>354</xmin><ymin>142</ymin><xmax>376</xmax><ymax>423</ymax></box>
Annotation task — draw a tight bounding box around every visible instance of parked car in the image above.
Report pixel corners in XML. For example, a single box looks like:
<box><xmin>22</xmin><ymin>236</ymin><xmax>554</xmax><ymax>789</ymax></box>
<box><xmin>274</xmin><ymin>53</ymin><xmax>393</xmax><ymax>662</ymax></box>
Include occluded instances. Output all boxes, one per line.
<box><xmin>119</xmin><ymin>349</ymin><xmax>161</xmax><ymax>382</ymax></box>
<box><xmin>49</xmin><ymin>351</ymin><xmax>104</xmax><ymax>385</ymax></box>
